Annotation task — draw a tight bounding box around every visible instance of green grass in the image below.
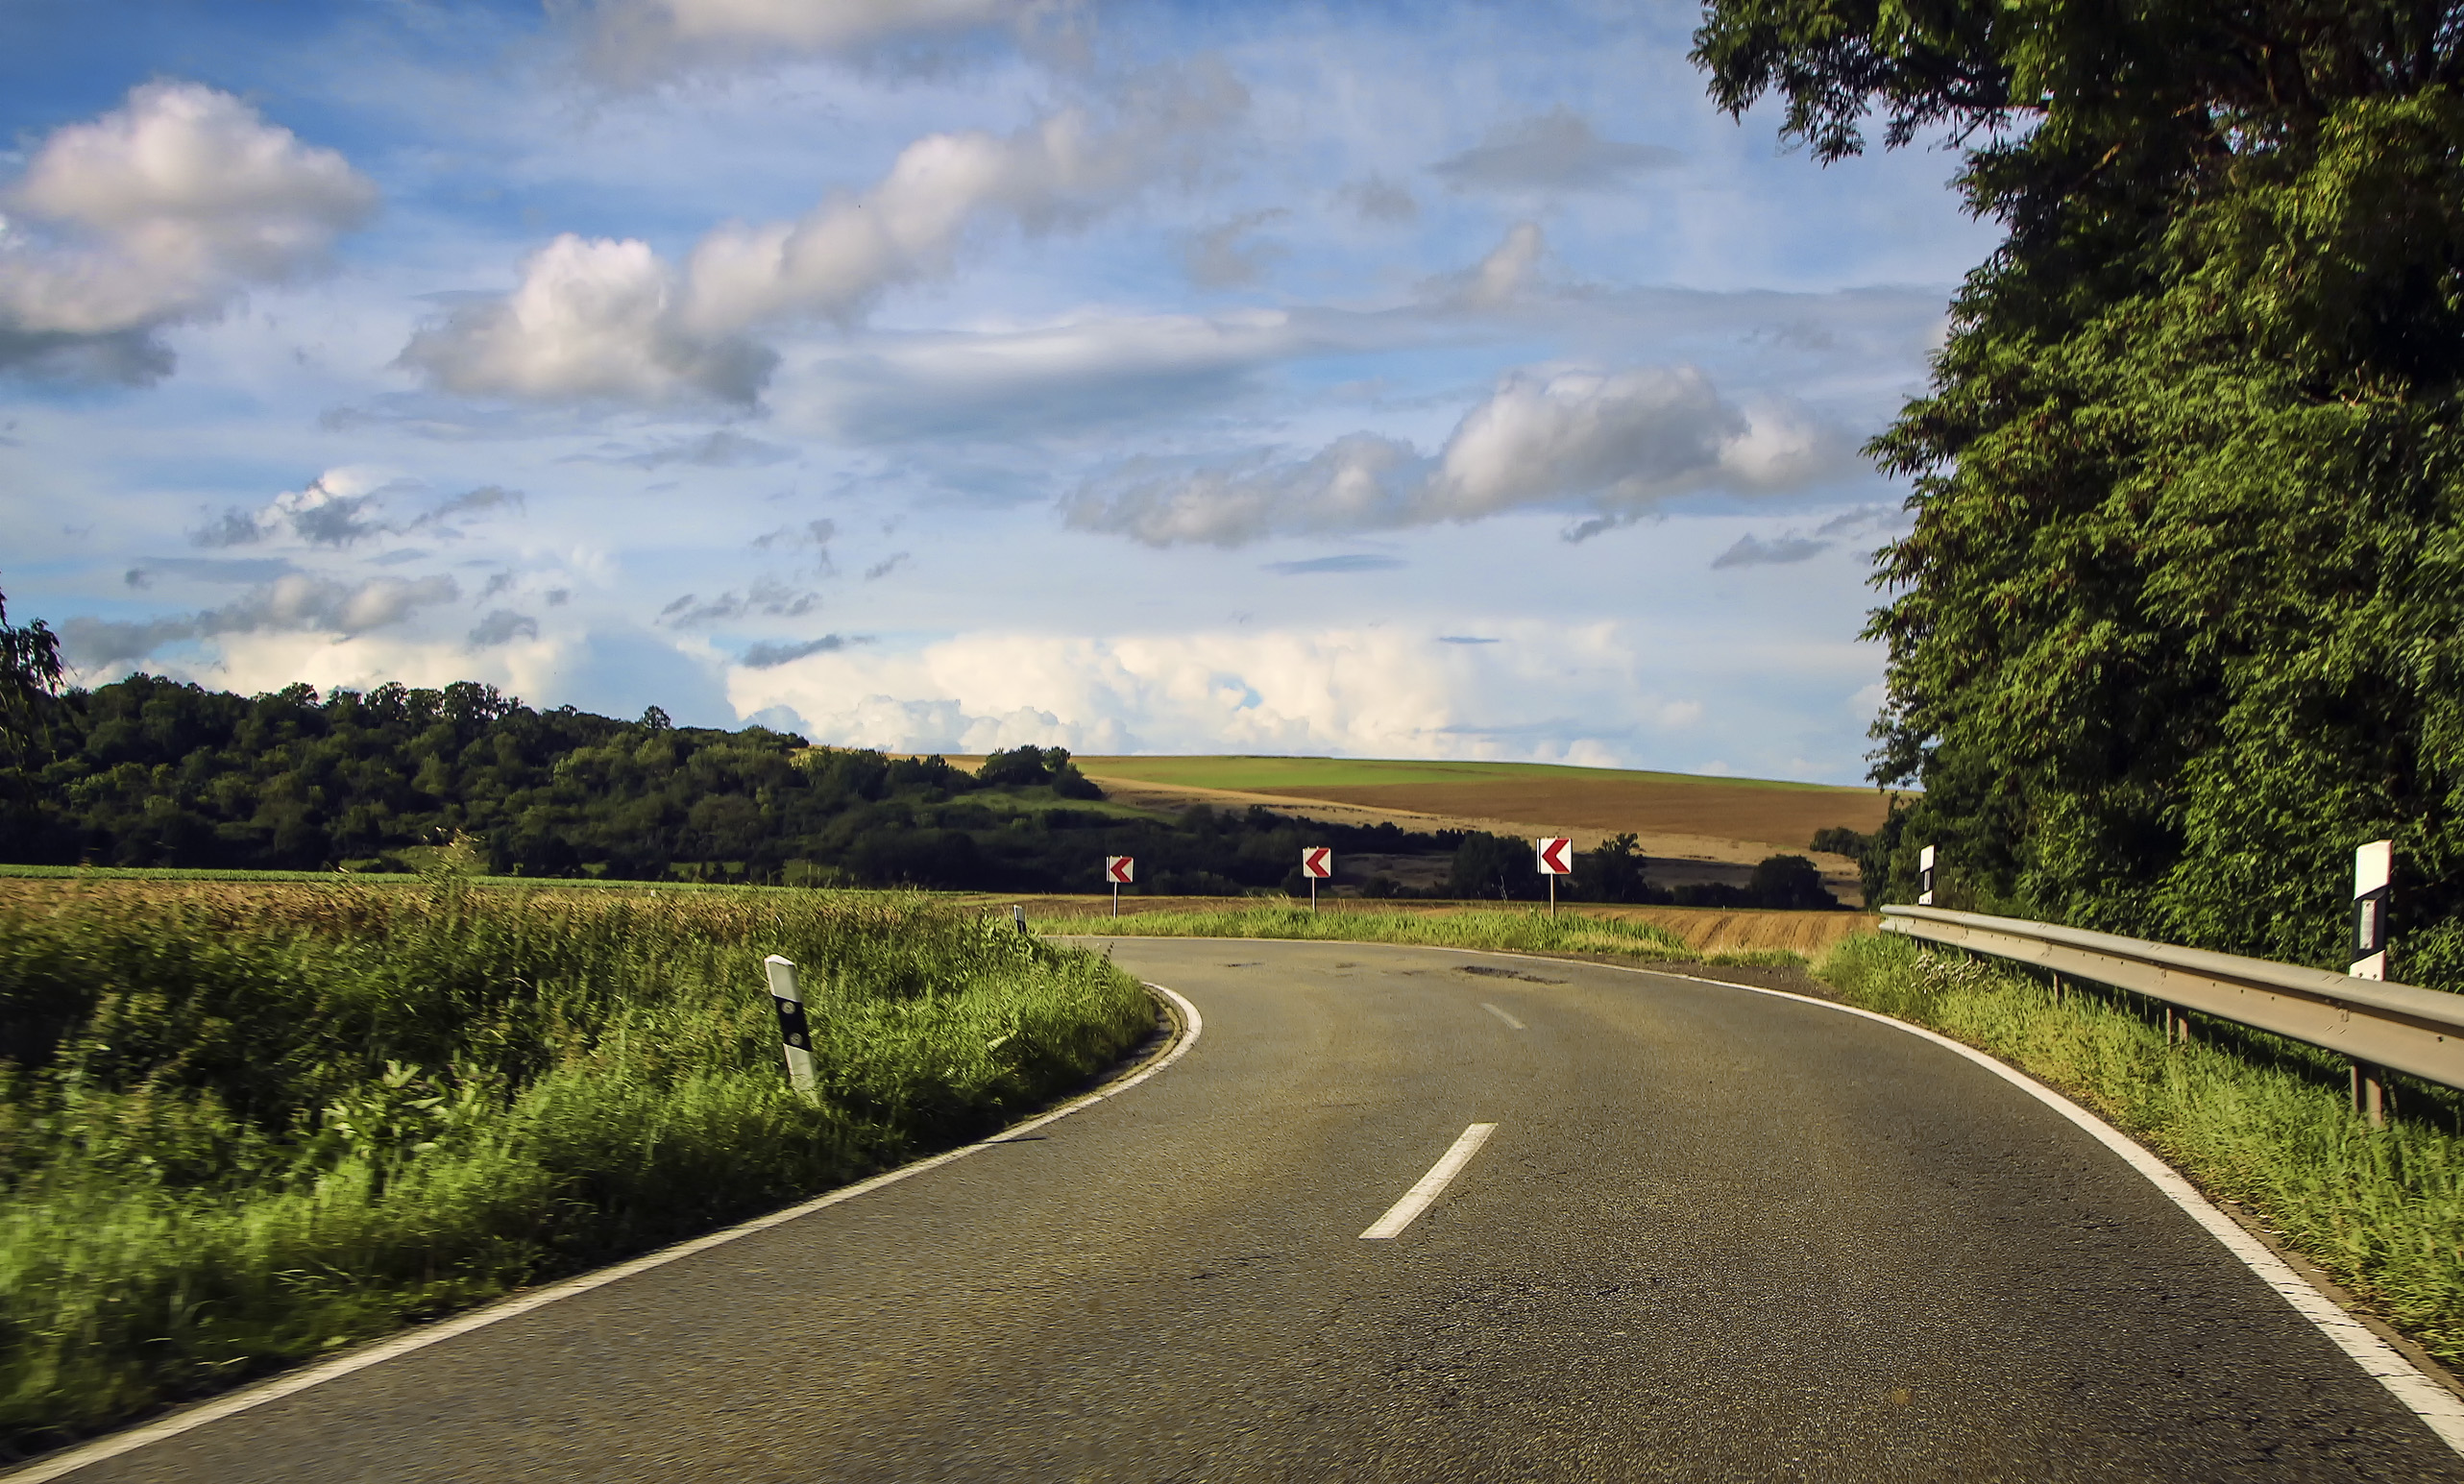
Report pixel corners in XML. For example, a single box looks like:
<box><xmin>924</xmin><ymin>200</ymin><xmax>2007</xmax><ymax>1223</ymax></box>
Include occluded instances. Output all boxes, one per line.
<box><xmin>0</xmin><ymin>880</ymin><xmax>1154</xmax><ymax>1450</ymax></box>
<box><xmin>1037</xmin><ymin>902</ymin><xmax>1690</xmax><ymax>959</ymax></box>
<box><xmin>1071</xmin><ymin>754</ymin><xmax>1858</xmax><ymax>792</ymax></box>
<box><xmin>1818</xmin><ymin>933</ymin><xmax>2464</xmax><ymax>1368</ymax></box>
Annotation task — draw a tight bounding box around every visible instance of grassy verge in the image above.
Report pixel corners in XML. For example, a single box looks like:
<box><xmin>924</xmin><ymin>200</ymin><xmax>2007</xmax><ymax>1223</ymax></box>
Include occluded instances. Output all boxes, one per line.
<box><xmin>1035</xmin><ymin>902</ymin><xmax>1689</xmax><ymax>959</ymax></box>
<box><xmin>1818</xmin><ymin>933</ymin><xmax>2464</xmax><ymax>1369</ymax></box>
<box><xmin>0</xmin><ymin>880</ymin><xmax>1153</xmax><ymax>1453</ymax></box>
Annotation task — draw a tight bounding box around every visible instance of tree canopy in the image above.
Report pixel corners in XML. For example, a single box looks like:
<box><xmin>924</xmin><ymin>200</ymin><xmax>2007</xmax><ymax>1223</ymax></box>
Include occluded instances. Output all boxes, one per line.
<box><xmin>1696</xmin><ymin>0</ymin><xmax>2464</xmax><ymax>986</ymax></box>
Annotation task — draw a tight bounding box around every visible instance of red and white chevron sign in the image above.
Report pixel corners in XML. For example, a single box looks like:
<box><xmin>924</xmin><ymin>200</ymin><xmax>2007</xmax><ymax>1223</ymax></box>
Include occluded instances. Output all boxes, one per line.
<box><xmin>1105</xmin><ymin>855</ymin><xmax>1134</xmax><ymax>885</ymax></box>
<box><xmin>1301</xmin><ymin>846</ymin><xmax>1332</xmax><ymax>879</ymax></box>
<box><xmin>1536</xmin><ymin>837</ymin><xmax>1573</xmax><ymax>875</ymax></box>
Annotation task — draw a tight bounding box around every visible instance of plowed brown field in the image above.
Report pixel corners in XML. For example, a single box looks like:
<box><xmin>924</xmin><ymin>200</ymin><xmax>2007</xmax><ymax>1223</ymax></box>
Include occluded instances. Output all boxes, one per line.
<box><xmin>1240</xmin><ymin>776</ymin><xmax>1888</xmax><ymax>846</ymax></box>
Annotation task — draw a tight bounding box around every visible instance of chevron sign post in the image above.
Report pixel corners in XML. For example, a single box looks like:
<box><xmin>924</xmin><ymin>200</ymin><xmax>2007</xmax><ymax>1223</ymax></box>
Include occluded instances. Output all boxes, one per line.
<box><xmin>1106</xmin><ymin>855</ymin><xmax>1134</xmax><ymax>918</ymax></box>
<box><xmin>1302</xmin><ymin>845</ymin><xmax>1332</xmax><ymax>914</ymax></box>
<box><xmin>1537</xmin><ymin>837</ymin><xmax>1572</xmax><ymax>916</ymax></box>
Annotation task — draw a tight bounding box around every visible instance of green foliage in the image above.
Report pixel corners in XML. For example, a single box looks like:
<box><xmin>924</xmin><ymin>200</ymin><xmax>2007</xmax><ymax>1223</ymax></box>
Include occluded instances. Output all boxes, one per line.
<box><xmin>1818</xmin><ymin>934</ymin><xmax>2464</xmax><ymax>1367</ymax></box>
<box><xmin>1696</xmin><ymin>1</ymin><xmax>2464</xmax><ymax>985</ymax></box>
<box><xmin>0</xmin><ymin>882</ymin><xmax>1153</xmax><ymax>1448</ymax></box>
<box><xmin>0</xmin><ymin>675</ymin><xmax>1463</xmax><ymax>896</ymax></box>
<box><xmin>0</xmin><ymin>581</ymin><xmax>64</xmax><ymax>821</ymax></box>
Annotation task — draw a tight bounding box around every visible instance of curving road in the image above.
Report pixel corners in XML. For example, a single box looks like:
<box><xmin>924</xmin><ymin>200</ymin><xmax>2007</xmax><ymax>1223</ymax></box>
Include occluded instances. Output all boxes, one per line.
<box><xmin>29</xmin><ymin>938</ymin><xmax>2464</xmax><ymax>1482</ymax></box>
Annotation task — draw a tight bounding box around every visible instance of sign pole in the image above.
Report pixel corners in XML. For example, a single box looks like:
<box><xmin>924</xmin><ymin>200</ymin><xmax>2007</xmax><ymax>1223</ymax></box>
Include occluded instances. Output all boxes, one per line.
<box><xmin>1549</xmin><ymin>872</ymin><xmax>1555</xmax><ymax>917</ymax></box>
<box><xmin>1112</xmin><ymin>878</ymin><xmax>1119</xmax><ymax>919</ymax></box>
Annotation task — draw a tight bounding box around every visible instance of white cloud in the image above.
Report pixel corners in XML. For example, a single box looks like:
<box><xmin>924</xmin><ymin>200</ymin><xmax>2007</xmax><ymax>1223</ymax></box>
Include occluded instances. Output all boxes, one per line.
<box><xmin>569</xmin><ymin>0</ymin><xmax>1056</xmax><ymax>84</ymax></box>
<box><xmin>403</xmin><ymin>64</ymin><xmax>1246</xmax><ymax>405</ymax></box>
<box><xmin>59</xmin><ymin>572</ymin><xmax>461</xmax><ymax>670</ymax></box>
<box><xmin>1432</xmin><ymin>108</ymin><xmax>1681</xmax><ymax>193</ymax></box>
<box><xmin>1066</xmin><ymin>363</ymin><xmax>1848</xmax><ymax>547</ymax></box>
<box><xmin>1181</xmin><ymin>208</ymin><xmax>1289</xmax><ymax>288</ymax></box>
<box><xmin>726</xmin><ymin>620</ymin><xmax>1701</xmax><ymax>763</ymax></box>
<box><xmin>0</xmin><ymin>82</ymin><xmax>377</xmax><ymax>381</ymax></box>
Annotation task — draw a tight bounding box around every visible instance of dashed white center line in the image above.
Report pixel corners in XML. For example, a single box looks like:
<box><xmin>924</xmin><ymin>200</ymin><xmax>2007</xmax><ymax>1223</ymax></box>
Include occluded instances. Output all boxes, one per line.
<box><xmin>1360</xmin><ymin>1123</ymin><xmax>1499</xmax><ymax>1239</ymax></box>
<box><xmin>1479</xmin><ymin>1001</ymin><xmax>1525</xmax><ymax>1031</ymax></box>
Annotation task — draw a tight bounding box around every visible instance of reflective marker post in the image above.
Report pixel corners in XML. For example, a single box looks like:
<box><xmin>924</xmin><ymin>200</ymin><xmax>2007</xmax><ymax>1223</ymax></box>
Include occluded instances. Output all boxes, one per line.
<box><xmin>763</xmin><ymin>954</ymin><xmax>817</xmax><ymax>1099</ymax></box>
<box><xmin>2351</xmin><ymin>839</ymin><xmax>2395</xmax><ymax>1125</ymax></box>
<box><xmin>1013</xmin><ymin>902</ymin><xmax>1027</xmax><ymax>937</ymax></box>
<box><xmin>1918</xmin><ymin>844</ymin><xmax>1937</xmax><ymax>906</ymax></box>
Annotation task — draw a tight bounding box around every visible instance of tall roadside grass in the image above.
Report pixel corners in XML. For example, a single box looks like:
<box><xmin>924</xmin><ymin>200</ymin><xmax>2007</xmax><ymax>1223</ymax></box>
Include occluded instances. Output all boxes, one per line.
<box><xmin>1819</xmin><ymin>933</ymin><xmax>2464</xmax><ymax>1369</ymax></box>
<box><xmin>1037</xmin><ymin>902</ymin><xmax>1688</xmax><ymax>960</ymax></box>
<box><xmin>0</xmin><ymin>880</ymin><xmax>1153</xmax><ymax>1454</ymax></box>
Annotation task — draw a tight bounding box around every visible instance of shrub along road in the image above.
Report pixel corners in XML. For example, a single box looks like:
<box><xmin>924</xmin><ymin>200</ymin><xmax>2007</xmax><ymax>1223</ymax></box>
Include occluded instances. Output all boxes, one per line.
<box><xmin>32</xmin><ymin>939</ymin><xmax>2464</xmax><ymax>1481</ymax></box>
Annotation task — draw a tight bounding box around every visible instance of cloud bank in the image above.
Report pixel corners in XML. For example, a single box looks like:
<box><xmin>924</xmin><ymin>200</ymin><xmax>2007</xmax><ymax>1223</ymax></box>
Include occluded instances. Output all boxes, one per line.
<box><xmin>0</xmin><ymin>82</ymin><xmax>377</xmax><ymax>382</ymax></box>
<box><xmin>1066</xmin><ymin>364</ymin><xmax>1843</xmax><ymax>547</ymax></box>
<box><xmin>402</xmin><ymin>64</ymin><xmax>1245</xmax><ymax>405</ymax></box>
<box><xmin>60</xmin><ymin>573</ymin><xmax>460</xmax><ymax>669</ymax></box>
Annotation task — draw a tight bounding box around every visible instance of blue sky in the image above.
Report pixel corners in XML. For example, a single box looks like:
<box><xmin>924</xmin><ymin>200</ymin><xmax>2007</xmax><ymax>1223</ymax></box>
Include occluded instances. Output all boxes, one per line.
<box><xmin>0</xmin><ymin>0</ymin><xmax>1998</xmax><ymax>782</ymax></box>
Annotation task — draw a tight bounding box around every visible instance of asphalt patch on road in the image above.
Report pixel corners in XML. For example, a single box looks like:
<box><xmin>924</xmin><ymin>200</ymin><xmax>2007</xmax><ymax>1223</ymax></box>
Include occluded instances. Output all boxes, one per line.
<box><xmin>1457</xmin><ymin>964</ymin><xmax>1564</xmax><ymax>985</ymax></box>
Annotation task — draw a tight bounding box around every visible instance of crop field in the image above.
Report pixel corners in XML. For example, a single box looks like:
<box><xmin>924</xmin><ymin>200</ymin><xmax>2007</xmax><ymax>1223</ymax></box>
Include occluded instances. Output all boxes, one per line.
<box><xmin>1062</xmin><ymin>756</ymin><xmax>1894</xmax><ymax>859</ymax></box>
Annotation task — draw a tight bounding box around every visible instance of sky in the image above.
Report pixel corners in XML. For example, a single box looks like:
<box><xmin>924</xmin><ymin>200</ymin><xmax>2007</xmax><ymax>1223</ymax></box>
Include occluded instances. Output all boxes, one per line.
<box><xmin>0</xmin><ymin>0</ymin><xmax>2000</xmax><ymax>784</ymax></box>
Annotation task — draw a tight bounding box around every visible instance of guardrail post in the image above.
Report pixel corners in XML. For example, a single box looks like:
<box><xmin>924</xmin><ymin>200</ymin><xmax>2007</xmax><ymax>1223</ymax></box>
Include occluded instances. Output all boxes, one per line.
<box><xmin>2351</xmin><ymin>1060</ymin><xmax>2389</xmax><ymax>1127</ymax></box>
<box><xmin>764</xmin><ymin>954</ymin><xmax>817</xmax><ymax>1099</ymax></box>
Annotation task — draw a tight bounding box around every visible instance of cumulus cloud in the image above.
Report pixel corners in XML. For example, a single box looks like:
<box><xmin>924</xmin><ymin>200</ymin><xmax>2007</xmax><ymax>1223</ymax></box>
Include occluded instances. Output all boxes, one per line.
<box><xmin>1710</xmin><ymin>533</ymin><xmax>1827</xmax><ymax>569</ymax></box>
<box><xmin>1709</xmin><ymin>504</ymin><xmax>1908</xmax><ymax>569</ymax></box>
<box><xmin>1181</xmin><ymin>208</ymin><xmax>1288</xmax><ymax>289</ymax></box>
<box><xmin>740</xmin><ymin>633</ymin><xmax>866</xmax><ymax>668</ymax></box>
<box><xmin>1432</xmin><ymin>108</ymin><xmax>1680</xmax><ymax>193</ymax></box>
<box><xmin>567</xmin><ymin>0</ymin><xmax>1054</xmax><ymax>85</ymax></box>
<box><xmin>188</xmin><ymin>472</ymin><xmax>521</xmax><ymax>549</ymax></box>
<box><xmin>1261</xmin><ymin>554</ymin><xmax>1404</xmax><ymax>575</ymax></box>
<box><xmin>1066</xmin><ymin>364</ymin><xmax>1847</xmax><ymax>547</ymax></box>
<box><xmin>468</xmin><ymin>609</ymin><xmax>541</xmax><ymax>646</ymax></box>
<box><xmin>0</xmin><ymin>82</ymin><xmax>377</xmax><ymax>382</ymax></box>
<box><xmin>575</xmin><ymin>428</ymin><xmax>796</xmax><ymax>469</ymax></box>
<box><xmin>1442</xmin><ymin>221</ymin><xmax>1545</xmax><ymax>309</ymax></box>
<box><xmin>59</xmin><ymin>572</ymin><xmax>460</xmax><ymax>669</ymax></box>
<box><xmin>1337</xmin><ymin>175</ymin><xmax>1417</xmax><ymax>224</ymax></box>
<box><xmin>723</xmin><ymin>620</ymin><xmax>1703</xmax><ymax>764</ymax></box>
<box><xmin>658</xmin><ymin>576</ymin><xmax>818</xmax><ymax>625</ymax></box>
<box><xmin>403</xmin><ymin>64</ymin><xmax>1246</xmax><ymax>405</ymax></box>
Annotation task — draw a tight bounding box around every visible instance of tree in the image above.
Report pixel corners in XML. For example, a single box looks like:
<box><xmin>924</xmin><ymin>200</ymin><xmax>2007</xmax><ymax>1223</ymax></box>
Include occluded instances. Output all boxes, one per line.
<box><xmin>1574</xmin><ymin>832</ymin><xmax>1656</xmax><ymax>903</ymax></box>
<box><xmin>0</xmin><ymin>582</ymin><xmax>64</xmax><ymax>815</ymax></box>
<box><xmin>1695</xmin><ymin>0</ymin><xmax>2464</xmax><ymax>985</ymax></box>
<box><xmin>1450</xmin><ymin>832</ymin><xmax>1536</xmax><ymax>900</ymax></box>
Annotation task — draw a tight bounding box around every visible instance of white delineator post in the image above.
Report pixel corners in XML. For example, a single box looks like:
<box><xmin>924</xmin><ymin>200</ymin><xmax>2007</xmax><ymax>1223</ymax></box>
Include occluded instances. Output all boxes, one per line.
<box><xmin>1918</xmin><ymin>844</ymin><xmax>1937</xmax><ymax>906</ymax></box>
<box><xmin>1536</xmin><ymin>837</ymin><xmax>1572</xmax><ymax>915</ymax></box>
<box><xmin>2352</xmin><ymin>839</ymin><xmax>2393</xmax><ymax>980</ymax></box>
<box><xmin>764</xmin><ymin>954</ymin><xmax>817</xmax><ymax>1098</ymax></box>
<box><xmin>1013</xmin><ymin>903</ymin><xmax>1027</xmax><ymax>937</ymax></box>
<box><xmin>2351</xmin><ymin>839</ymin><xmax>2395</xmax><ymax>1126</ymax></box>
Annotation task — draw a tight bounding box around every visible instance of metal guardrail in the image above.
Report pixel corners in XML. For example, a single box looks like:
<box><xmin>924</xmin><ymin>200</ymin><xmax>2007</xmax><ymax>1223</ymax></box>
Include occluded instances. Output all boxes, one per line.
<box><xmin>1879</xmin><ymin>905</ymin><xmax>2464</xmax><ymax>1117</ymax></box>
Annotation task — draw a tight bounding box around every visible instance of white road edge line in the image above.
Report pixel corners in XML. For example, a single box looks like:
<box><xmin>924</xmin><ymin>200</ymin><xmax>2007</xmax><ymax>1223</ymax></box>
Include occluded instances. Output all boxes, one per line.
<box><xmin>1459</xmin><ymin>945</ymin><xmax>2464</xmax><ymax>1460</ymax></box>
<box><xmin>1361</xmin><ymin>1122</ymin><xmax>1498</xmax><ymax>1239</ymax></box>
<box><xmin>2</xmin><ymin>984</ymin><xmax>1206</xmax><ymax>1484</ymax></box>
<box><xmin>1479</xmin><ymin>1001</ymin><xmax>1526</xmax><ymax>1031</ymax></box>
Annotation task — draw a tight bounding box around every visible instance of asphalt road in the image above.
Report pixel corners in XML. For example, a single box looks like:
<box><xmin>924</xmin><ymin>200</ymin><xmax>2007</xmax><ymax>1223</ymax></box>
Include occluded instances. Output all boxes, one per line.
<box><xmin>42</xmin><ymin>938</ymin><xmax>2464</xmax><ymax>1482</ymax></box>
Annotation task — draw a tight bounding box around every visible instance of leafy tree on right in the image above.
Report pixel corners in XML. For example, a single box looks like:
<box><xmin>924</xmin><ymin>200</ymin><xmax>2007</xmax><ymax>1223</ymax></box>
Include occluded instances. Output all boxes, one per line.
<box><xmin>1695</xmin><ymin>0</ymin><xmax>2464</xmax><ymax>986</ymax></box>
